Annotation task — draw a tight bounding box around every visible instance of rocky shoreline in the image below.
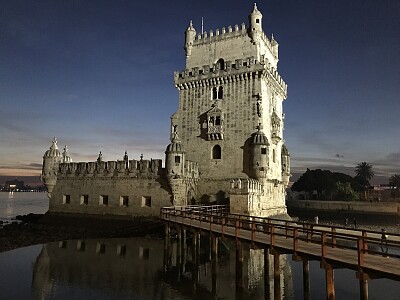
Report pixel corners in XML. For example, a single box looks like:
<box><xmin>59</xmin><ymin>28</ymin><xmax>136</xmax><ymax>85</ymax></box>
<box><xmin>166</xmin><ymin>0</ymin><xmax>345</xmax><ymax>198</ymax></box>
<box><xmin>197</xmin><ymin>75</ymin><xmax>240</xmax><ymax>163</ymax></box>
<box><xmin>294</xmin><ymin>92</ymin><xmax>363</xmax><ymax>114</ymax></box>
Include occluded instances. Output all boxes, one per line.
<box><xmin>0</xmin><ymin>213</ymin><xmax>165</xmax><ymax>253</ymax></box>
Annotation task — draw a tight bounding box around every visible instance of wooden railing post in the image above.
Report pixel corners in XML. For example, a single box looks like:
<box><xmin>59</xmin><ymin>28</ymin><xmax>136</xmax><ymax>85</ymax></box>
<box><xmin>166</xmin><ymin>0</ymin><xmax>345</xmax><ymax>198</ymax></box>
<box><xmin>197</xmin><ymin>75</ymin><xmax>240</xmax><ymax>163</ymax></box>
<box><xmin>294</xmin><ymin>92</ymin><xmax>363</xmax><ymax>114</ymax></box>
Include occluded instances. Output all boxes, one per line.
<box><xmin>358</xmin><ymin>237</ymin><xmax>364</xmax><ymax>268</ymax></box>
<box><xmin>222</xmin><ymin>217</ymin><xmax>225</xmax><ymax>236</ymax></box>
<box><xmin>322</xmin><ymin>231</ymin><xmax>327</xmax><ymax>258</ymax></box>
<box><xmin>362</xmin><ymin>231</ymin><xmax>368</xmax><ymax>253</ymax></box>
<box><xmin>331</xmin><ymin>227</ymin><xmax>336</xmax><ymax>248</ymax></box>
<box><xmin>235</xmin><ymin>219</ymin><xmax>239</xmax><ymax>239</ymax></box>
<box><xmin>210</xmin><ymin>215</ymin><xmax>213</xmax><ymax>232</ymax></box>
<box><xmin>271</xmin><ymin>225</ymin><xmax>275</xmax><ymax>246</ymax></box>
<box><xmin>251</xmin><ymin>222</ymin><xmax>256</xmax><ymax>241</ymax></box>
<box><xmin>307</xmin><ymin>224</ymin><xmax>311</xmax><ymax>243</ymax></box>
<box><xmin>285</xmin><ymin>221</ymin><xmax>288</xmax><ymax>239</ymax></box>
<box><xmin>293</xmin><ymin>228</ymin><xmax>298</xmax><ymax>253</ymax></box>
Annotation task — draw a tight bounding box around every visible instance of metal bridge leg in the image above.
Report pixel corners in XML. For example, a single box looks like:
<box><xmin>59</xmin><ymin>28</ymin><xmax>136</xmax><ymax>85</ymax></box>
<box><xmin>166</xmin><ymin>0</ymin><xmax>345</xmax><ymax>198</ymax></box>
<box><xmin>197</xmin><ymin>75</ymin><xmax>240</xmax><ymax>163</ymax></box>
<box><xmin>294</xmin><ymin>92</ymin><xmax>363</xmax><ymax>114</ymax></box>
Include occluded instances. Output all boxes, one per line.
<box><xmin>264</xmin><ymin>249</ymin><xmax>272</xmax><ymax>300</ymax></box>
<box><xmin>359</xmin><ymin>272</ymin><xmax>368</xmax><ymax>300</ymax></box>
<box><xmin>211</xmin><ymin>235</ymin><xmax>218</xmax><ymax>296</ymax></box>
<box><xmin>236</xmin><ymin>240</ymin><xmax>244</xmax><ymax>289</ymax></box>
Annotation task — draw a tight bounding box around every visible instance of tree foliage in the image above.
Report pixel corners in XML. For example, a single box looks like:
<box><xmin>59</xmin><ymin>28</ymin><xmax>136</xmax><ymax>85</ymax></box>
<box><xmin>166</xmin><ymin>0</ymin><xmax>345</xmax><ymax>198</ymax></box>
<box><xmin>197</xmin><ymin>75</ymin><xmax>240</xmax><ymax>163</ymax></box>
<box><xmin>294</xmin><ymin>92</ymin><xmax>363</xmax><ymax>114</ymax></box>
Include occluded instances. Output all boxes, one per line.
<box><xmin>291</xmin><ymin>168</ymin><xmax>355</xmax><ymax>200</ymax></box>
<box><xmin>389</xmin><ymin>174</ymin><xmax>400</xmax><ymax>198</ymax></box>
<box><xmin>354</xmin><ymin>162</ymin><xmax>374</xmax><ymax>188</ymax></box>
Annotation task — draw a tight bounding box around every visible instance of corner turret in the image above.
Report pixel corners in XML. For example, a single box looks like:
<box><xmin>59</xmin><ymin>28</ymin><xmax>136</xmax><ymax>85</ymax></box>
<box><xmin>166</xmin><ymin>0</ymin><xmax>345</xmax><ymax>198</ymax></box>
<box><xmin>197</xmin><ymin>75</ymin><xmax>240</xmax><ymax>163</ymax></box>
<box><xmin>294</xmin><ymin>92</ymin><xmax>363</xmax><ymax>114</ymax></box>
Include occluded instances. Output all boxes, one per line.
<box><xmin>250</xmin><ymin>124</ymin><xmax>269</xmax><ymax>179</ymax></box>
<box><xmin>281</xmin><ymin>144</ymin><xmax>291</xmax><ymax>187</ymax></box>
<box><xmin>184</xmin><ymin>20</ymin><xmax>196</xmax><ymax>57</ymax></box>
<box><xmin>42</xmin><ymin>138</ymin><xmax>62</xmax><ymax>196</ymax></box>
<box><xmin>165</xmin><ymin>127</ymin><xmax>185</xmax><ymax>178</ymax></box>
<box><xmin>248</xmin><ymin>3</ymin><xmax>263</xmax><ymax>44</ymax></box>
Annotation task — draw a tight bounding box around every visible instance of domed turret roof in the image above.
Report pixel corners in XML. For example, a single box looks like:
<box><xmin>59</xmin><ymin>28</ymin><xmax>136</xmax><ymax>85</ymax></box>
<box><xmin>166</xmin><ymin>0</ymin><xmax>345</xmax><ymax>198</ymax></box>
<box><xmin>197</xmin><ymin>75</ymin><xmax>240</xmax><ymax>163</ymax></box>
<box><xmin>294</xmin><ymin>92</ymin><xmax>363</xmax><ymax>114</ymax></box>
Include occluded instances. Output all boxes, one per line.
<box><xmin>282</xmin><ymin>144</ymin><xmax>290</xmax><ymax>156</ymax></box>
<box><xmin>251</xmin><ymin>125</ymin><xmax>269</xmax><ymax>145</ymax></box>
<box><xmin>166</xmin><ymin>130</ymin><xmax>185</xmax><ymax>153</ymax></box>
<box><xmin>44</xmin><ymin>138</ymin><xmax>61</xmax><ymax>157</ymax></box>
<box><xmin>251</xmin><ymin>3</ymin><xmax>262</xmax><ymax>15</ymax></box>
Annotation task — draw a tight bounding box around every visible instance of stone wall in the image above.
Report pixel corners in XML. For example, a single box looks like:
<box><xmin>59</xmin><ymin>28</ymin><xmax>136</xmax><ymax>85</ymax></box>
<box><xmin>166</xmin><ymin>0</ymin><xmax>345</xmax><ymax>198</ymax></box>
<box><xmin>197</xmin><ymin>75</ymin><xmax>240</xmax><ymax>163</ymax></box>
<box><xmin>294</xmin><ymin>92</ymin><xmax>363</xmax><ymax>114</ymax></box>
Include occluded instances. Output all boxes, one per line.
<box><xmin>50</xmin><ymin>177</ymin><xmax>172</xmax><ymax>217</ymax></box>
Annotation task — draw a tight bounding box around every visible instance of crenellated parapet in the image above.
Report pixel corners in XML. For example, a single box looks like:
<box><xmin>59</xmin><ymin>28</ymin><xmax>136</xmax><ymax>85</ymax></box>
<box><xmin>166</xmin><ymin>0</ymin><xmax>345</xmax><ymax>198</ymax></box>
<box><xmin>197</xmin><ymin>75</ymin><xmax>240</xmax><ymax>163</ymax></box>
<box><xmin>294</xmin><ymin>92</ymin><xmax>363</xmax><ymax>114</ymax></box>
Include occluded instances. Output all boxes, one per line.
<box><xmin>58</xmin><ymin>159</ymin><xmax>164</xmax><ymax>179</ymax></box>
<box><xmin>174</xmin><ymin>55</ymin><xmax>287</xmax><ymax>96</ymax></box>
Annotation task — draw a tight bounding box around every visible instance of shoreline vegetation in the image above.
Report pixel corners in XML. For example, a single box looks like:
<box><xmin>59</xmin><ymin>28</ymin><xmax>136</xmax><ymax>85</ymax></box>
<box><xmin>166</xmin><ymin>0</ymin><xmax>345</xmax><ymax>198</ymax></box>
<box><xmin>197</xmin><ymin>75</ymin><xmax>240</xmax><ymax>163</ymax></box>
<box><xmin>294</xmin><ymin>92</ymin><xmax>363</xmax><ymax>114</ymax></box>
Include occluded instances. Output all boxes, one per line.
<box><xmin>1</xmin><ymin>209</ymin><xmax>400</xmax><ymax>253</ymax></box>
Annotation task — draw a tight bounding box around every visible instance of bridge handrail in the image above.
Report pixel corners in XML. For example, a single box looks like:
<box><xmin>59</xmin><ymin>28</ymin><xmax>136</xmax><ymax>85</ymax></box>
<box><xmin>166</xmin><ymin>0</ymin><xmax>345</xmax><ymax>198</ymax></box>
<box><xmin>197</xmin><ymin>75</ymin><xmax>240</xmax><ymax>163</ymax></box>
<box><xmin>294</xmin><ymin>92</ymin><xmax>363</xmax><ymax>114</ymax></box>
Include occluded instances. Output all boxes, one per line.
<box><xmin>160</xmin><ymin>205</ymin><xmax>400</xmax><ymax>261</ymax></box>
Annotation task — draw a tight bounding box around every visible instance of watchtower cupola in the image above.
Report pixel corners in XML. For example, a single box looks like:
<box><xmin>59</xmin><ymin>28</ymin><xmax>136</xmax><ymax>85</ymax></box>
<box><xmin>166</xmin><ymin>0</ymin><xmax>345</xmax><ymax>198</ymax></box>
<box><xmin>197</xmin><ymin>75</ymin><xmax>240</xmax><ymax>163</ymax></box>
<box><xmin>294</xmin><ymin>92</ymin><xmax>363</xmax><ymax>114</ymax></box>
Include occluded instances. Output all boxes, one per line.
<box><xmin>165</xmin><ymin>128</ymin><xmax>186</xmax><ymax>177</ymax></box>
<box><xmin>249</xmin><ymin>3</ymin><xmax>263</xmax><ymax>43</ymax></box>
<box><xmin>184</xmin><ymin>20</ymin><xmax>196</xmax><ymax>57</ymax></box>
<box><xmin>250</xmin><ymin>124</ymin><xmax>269</xmax><ymax>179</ymax></box>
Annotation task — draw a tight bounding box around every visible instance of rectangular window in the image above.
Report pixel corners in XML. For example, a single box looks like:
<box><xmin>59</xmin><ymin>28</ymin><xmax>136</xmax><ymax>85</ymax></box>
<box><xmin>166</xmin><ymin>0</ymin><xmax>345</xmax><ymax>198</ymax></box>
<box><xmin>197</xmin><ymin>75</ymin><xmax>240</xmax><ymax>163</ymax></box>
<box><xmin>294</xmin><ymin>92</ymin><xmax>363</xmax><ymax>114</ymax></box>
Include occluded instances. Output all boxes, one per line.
<box><xmin>96</xmin><ymin>243</ymin><xmax>106</xmax><ymax>254</ymax></box>
<box><xmin>117</xmin><ymin>245</ymin><xmax>127</xmax><ymax>256</ymax></box>
<box><xmin>77</xmin><ymin>240</ymin><xmax>85</xmax><ymax>251</ymax></box>
<box><xmin>63</xmin><ymin>195</ymin><xmax>71</xmax><ymax>204</ymax></box>
<box><xmin>80</xmin><ymin>195</ymin><xmax>89</xmax><ymax>205</ymax></box>
<box><xmin>141</xmin><ymin>196</ymin><xmax>151</xmax><ymax>207</ymax></box>
<box><xmin>261</xmin><ymin>148</ymin><xmax>267</xmax><ymax>154</ymax></box>
<box><xmin>120</xmin><ymin>196</ymin><xmax>129</xmax><ymax>207</ymax></box>
<box><xmin>175</xmin><ymin>156</ymin><xmax>181</xmax><ymax>163</ymax></box>
<box><xmin>139</xmin><ymin>247</ymin><xmax>150</xmax><ymax>260</ymax></box>
<box><xmin>59</xmin><ymin>241</ymin><xmax>67</xmax><ymax>249</ymax></box>
<box><xmin>100</xmin><ymin>195</ymin><xmax>109</xmax><ymax>206</ymax></box>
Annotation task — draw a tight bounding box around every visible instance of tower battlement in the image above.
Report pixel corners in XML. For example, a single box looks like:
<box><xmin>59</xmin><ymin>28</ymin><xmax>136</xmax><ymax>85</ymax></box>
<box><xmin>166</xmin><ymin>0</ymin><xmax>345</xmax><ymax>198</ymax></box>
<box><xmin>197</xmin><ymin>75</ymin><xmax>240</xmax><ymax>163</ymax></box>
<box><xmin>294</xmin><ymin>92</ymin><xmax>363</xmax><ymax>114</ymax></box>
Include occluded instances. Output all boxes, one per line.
<box><xmin>174</xmin><ymin>55</ymin><xmax>287</xmax><ymax>96</ymax></box>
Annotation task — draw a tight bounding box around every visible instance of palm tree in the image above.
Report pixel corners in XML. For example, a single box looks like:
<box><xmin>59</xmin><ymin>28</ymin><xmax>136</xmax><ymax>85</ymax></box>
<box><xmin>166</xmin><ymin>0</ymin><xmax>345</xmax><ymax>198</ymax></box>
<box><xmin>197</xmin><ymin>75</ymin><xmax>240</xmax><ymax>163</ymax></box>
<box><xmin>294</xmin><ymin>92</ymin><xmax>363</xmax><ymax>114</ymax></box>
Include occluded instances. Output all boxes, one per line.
<box><xmin>355</xmin><ymin>162</ymin><xmax>374</xmax><ymax>200</ymax></box>
<box><xmin>389</xmin><ymin>174</ymin><xmax>400</xmax><ymax>199</ymax></box>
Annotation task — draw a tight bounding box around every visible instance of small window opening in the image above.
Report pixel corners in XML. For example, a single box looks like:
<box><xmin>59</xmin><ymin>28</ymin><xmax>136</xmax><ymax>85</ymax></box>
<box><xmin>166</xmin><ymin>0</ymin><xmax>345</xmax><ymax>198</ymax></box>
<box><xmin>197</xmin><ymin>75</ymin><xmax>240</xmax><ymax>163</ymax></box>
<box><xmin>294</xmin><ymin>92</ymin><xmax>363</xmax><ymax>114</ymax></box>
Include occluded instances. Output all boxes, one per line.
<box><xmin>256</xmin><ymin>19</ymin><xmax>260</xmax><ymax>24</ymax></box>
<box><xmin>139</xmin><ymin>247</ymin><xmax>150</xmax><ymax>260</ymax></box>
<box><xmin>243</xmin><ymin>62</ymin><xmax>248</xmax><ymax>67</ymax></box>
<box><xmin>142</xmin><ymin>196</ymin><xmax>152</xmax><ymax>207</ymax></box>
<box><xmin>80</xmin><ymin>195</ymin><xmax>89</xmax><ymax>205</ymax></box>
<box><xmin>212</xmin><ymin>145</ymin><xmax>222</xmax><ymax>159</ymax></box>
<box><xmin>117</xmin><ymin>245</ymin><xmax>127</xmax><ymax>256</ymax></box>
<box><xmin>273</xmin><ymin>149</ymin><xmax>276</xmax><ymax>163</ymax></box>
<box><xmin>175</xmin><ymin>155</ymin><xmax>181</xmax><ymax>164</ymax></box>
<box><xmin>77</xmin><ymin>240</ymin><xmax>85</xmax><ymax>251</ymax></box>
<box><xmin>120</xmin><ymin>196</ymin><xmax>129</xmax><ymax>207</ymax></box>
<box><xmin>218</xmin><ymin>86</ymin><xmax>223</xmax><ymax>99</ymax></box>
<box><xmin>96</xmin><ymin>243</ymin><xmax>106</xmax><ymax>254</ymax></box>
<box><xmin>261</xmin><ymin>148</ymin><xmax>267</xmax><ymax>155</ymax></box>
<box><xmin>217</xmin><ymin>58</ymin><xmax>225</xmax><ymax>70</ymax></box>
<box><xmin>215</xmin><ymin>116</ymin><xmax>221</xmax><ymax>125</ymax></box>
<box><xmin>212</xmin><ymin>87</ymin><xmax>217</xmax><ymax>100</ymax></box>
<box><xmin>63</xmin><ymin>195</ymin><xmax>70</xmax><ymax>204</ymax></box>
<box><xmin>199</xmin><ymin>70</ymin><xmax>203</xmax><ymax>74</ymax></box>
<box><xmin>59</xmin><ymin>241</ymin><xmax>67</xmax><ymax>249</ymax></box>
<box><xmin>100</xmin><ymin>195</ymin><xmax>108</xmax><ymax>206</ymax></box>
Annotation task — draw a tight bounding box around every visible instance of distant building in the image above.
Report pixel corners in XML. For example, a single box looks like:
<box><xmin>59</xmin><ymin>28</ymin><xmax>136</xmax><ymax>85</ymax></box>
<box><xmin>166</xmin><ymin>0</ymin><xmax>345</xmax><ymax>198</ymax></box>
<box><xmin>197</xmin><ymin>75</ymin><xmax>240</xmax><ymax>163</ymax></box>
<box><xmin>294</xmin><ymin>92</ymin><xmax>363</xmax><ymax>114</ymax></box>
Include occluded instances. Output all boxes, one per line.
<box><xmin>41</xmin><ymin>4</ymin><xmax>290</xmax><ymax>218</ymax></box>
<box><xmin>5</xmin><ymin>179</ymin><xmax>24</xmax><ymax>191</ymax></box>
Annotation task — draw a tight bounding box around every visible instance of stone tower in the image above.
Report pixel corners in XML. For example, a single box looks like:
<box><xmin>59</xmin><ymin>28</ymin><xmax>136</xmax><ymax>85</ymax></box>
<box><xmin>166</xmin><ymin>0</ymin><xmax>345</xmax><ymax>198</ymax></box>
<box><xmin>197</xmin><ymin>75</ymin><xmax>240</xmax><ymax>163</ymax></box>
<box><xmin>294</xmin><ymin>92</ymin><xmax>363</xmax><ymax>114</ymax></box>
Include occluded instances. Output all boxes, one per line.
<box><xmin>41</xmin><ymin>138</ymin><xmax>62</xmax><ymax>196</ymax></box>
<box><xmin>172</xmin><ymin>4</ymin><xmax>290</xmax><ymax>216</ymax></box>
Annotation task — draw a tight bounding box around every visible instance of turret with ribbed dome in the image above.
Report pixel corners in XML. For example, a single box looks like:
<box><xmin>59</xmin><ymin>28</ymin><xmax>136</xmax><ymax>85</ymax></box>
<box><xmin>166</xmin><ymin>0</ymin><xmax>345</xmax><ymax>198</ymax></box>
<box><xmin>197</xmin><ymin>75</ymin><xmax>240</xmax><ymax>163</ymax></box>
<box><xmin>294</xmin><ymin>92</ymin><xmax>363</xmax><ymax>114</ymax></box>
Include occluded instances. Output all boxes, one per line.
<box><xmin>248</xmin><ymin>3</ymin><xmax>263</xmax><ymax>44</ymax></box>
<box><xmin>42</xmin><ymin>138</ymin><xmax>62</xmax><ymax>196</ymax></box>
<box><xmin>165</xmin><ymin>128</ymin><xmax>186</xmax><ymax>178</ymax></box>
<box><xmin>281</xmin><ymin>144</ymin><xmax>291</xmax><ymax>187</ymax></box>
<box><xmin>184</xmin><ymin>20</ymin><xmax>196</xmax><ymax>57</ymax></box>
<box><xmin>250</xmin><ymin>124</ymin><xmax>269</xmax><ymax>179</ymax></box>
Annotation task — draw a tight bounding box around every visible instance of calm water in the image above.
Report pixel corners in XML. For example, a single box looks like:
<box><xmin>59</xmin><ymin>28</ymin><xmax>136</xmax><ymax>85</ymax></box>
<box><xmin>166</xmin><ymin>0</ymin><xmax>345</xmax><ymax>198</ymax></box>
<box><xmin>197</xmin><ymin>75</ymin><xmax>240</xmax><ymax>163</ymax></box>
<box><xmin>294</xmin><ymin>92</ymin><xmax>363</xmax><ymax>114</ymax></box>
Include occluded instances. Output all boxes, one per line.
<box><xmin>0</xmin><ymin>194</ymin><xmax>399</xmax><ymax>299</ymax></box>
<box><xmin>0</xmin><ymin>237</ymin><xmax>399</xmax><ymax>300</ymax></box>
<box><xmin>0</xmin><ymin>192</ymin><xmax>48</xmax><ymax>223</ymax></box>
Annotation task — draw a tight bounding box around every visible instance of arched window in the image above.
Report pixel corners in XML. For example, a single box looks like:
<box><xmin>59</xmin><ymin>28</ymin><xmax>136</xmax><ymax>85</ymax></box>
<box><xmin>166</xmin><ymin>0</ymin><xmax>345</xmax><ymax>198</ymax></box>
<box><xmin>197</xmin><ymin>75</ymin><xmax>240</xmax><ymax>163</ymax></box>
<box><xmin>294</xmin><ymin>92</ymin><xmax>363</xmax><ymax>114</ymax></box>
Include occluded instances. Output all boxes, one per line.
<box><xmin>212</xmin><ymin>145</ymin><xmax>222</xmax><ymax>159</ymax></box>
<box><xmin>218</xmin><ymin>86</ymin><xmax>223</xmax><ymax>99</ymax></box>
<box><xmin>273</xmin><ymin>149</ymin><xmax>276</xmax><ymax>163</ymax></box>
<box><xmin>217</xmin><ymin>58</ymin><xmax>225</xmax><ymax>70</ymax></box>
<box><xmin>212</xmin><ymin>87</ymin><xmax>217</xmax><ymax>100</ymax></box>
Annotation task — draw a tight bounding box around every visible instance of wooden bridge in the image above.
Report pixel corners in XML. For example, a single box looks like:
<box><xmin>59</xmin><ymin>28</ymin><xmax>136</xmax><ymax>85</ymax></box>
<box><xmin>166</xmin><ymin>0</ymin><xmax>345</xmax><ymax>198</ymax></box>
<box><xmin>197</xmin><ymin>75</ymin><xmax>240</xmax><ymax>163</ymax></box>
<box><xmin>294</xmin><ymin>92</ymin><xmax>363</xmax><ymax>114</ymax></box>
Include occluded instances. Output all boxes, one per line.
<box><xmin>160</xmin><ymin>205</ymin><xmax>400</xmax><ymax>300</ymax></box>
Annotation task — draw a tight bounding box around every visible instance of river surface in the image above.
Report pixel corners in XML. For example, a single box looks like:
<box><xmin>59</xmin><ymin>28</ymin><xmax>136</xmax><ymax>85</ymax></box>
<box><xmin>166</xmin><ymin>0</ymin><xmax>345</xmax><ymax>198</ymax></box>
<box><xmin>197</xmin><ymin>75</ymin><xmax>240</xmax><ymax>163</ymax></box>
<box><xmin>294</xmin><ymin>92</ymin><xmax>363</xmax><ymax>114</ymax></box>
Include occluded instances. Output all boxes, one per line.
<box><xmin>0</xmin><ymin>192</ymin><xmax>48</xmax><ymax>223</ymax></box>
<box><xmin>0</xmin><ymin>193</ymin><xmax>400</xmax><ymax>299</ymax></box>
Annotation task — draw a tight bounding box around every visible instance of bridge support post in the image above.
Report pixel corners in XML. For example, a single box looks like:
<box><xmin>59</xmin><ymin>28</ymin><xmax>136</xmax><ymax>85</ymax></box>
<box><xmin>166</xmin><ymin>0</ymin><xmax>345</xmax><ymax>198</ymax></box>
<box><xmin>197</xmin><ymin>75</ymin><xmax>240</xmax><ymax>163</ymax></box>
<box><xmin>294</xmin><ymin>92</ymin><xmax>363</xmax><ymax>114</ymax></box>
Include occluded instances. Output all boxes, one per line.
<box><xmin>236</xmin><ymin>240</ymin><xmax>244</xmax><ymax>289</ymax></box>
<box><xmin>325</xmin><ymin>264</ymin><xmax>335</xmax><ymax>300</ymax></box>
<box><xmin>163</xmin><ymin>224</ymin><xmax>170</xmax><ymax>271</ymax></box>
<box><xmin>211</xmin><ymin>235</ymin><xmax>218</xmax><ymax>296</ymax></box>
<box><xmin>358</xmin><ymin>272</ymin><xmax>369</xmax><ymax>300</ymax></box>
<box><xmin>273</xmin><ymin>251</ymin><xmax>281</xmax><ymax>300</ymax></box>
<box><xmin>176</xmin><ymin>226</ymin><xmax>182</xmax><ymax>280</ymax></box>
<box><xmin>182</xmin><ymin>228</ymin><xmax>187</xmax><ymax>274</ymax></box>
<box><xmin>303</xmin><ymin>259</ymin><xmax>310</xmax><ymax>300</ymax></box>
<box><xmin>264</xmin><ymin>248</ymin><xmax>272</xmax><ymax>299</ymax></box>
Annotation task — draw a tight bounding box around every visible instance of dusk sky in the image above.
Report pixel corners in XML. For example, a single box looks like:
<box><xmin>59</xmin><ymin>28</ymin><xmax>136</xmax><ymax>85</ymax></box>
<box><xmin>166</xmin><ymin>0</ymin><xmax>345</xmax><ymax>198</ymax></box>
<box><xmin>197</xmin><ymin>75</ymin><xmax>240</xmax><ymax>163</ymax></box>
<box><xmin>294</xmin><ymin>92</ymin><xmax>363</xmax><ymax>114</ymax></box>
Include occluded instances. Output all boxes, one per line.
<box><xmin>1</xmin><ymin>0</ymin><xmax>399</xmax><ymax>183</ymax></box>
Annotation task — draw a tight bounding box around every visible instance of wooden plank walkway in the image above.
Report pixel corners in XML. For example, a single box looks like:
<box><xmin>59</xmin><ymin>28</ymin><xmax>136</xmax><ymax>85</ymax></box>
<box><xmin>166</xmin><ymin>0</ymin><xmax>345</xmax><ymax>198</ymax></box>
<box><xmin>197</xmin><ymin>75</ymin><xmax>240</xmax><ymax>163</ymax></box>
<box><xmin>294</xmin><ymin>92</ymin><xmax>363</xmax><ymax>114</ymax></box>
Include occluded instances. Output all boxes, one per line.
<box><xmin>160</xmin><ymin>205</ymin><xmax>400</xmax><ymax>281</ymax></box>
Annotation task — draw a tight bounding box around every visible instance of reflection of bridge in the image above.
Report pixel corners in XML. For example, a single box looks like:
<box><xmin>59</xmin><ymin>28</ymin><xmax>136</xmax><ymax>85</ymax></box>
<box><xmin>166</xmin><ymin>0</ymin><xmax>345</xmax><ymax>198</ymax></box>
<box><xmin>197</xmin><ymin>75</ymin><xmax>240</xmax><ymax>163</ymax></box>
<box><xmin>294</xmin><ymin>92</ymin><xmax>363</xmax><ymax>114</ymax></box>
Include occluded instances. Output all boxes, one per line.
<box><xmin>161</xmin><ymin>205</ymin><xmax>400</xmax><ymax>300</ymax></box>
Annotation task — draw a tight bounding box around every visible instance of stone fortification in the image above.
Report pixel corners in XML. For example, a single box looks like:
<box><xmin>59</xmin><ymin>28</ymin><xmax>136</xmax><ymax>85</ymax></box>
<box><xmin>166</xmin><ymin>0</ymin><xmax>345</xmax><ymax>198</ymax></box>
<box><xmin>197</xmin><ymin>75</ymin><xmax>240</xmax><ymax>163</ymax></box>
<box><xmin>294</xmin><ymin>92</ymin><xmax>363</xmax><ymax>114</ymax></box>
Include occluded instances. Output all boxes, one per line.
<box><xmin>41</xmin><ymin>4</ymin><xmax>291</xmax><ymax>218</ymax></box>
